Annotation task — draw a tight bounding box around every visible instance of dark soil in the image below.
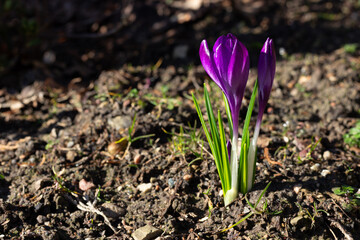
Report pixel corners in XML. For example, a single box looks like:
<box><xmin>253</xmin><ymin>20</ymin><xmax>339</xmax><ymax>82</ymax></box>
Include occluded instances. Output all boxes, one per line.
<box><xmin>1</xmin><ymin>0</ymin><xmax>360</xmax><ymax>239</ymax></box>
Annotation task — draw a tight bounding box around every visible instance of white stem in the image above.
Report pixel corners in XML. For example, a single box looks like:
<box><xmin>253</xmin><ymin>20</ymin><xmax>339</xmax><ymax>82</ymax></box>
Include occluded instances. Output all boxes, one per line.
<box><xmin>247</xmin><ymin>122</ymin><xmax>260</xmax><ymax>192</ymax></box>
<box><xmin>247</xmin><ymin>137</ymin><xmax>257</xmax><ymax>192</ymax></box>
<box><xmin>224</xmin><ymin>134</ymin><xmax>239</xmax><ymax>206</ymax></box>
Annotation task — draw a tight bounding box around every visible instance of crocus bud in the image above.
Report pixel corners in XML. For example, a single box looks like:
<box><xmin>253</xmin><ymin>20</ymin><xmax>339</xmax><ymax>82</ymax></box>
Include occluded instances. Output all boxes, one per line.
<box><xmin>247</xmin><ymin>38</ymin><xmax>276</xmax><ymax>192</ymax></box>
<box><xmin>199</xmin><ymin>33</ymin><xmax>250</xmax><ymax>130</ymax></box>
<box><xmin>257</xmin><ymin>38</ymin><xmax>276</xmax><ymax>122</ymax></box>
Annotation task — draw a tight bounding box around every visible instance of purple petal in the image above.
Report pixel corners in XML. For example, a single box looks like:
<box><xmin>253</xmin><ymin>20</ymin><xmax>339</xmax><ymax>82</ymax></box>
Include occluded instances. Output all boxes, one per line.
<box><xmin>258</xmin><ymin>38</ymin><xmax>276</xmax><ymax>109</ymax></box>
<box><xmin>199</xmin><ymin>40</ymin><xmax>225</xmax><ymax>92</ymax></box>
<box><xmin>227</xmin><ymin>40</ymin><xmax>250</xmax><ymax>108</ymax></box>
<box><xmin>213</xmin><ymin>41</ymin><xmax>232</xmax><ymax>84</ymax></box>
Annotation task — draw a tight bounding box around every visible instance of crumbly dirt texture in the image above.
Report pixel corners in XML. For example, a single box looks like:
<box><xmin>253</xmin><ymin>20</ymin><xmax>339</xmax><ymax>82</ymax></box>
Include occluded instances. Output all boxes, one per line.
<box><xmin>1</xmin><ymin>0</ymin><xmax>360</xmax><ymax>239</ymax></box>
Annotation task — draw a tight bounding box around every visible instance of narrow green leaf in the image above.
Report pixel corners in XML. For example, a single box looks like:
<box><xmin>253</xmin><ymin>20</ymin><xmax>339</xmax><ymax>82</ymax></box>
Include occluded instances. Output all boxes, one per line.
<box><xmin>220</xmin><ymin>212</ymin><xmax>253</xmax><ymax>233</ymax></box>
<box><xmin>223</xmin><ymin>93</ymin><xmax>233</xmax><ymax>138</ymax></box>
<box><xmin>242</xmin><ymin>80</ymin><xmax>258</xmax><ymax>142</ymax></box>
<box><xmin>204</xmin><ymin>86</ymin><xmax>222</xmax><ymax>173</ymax></box>
<box><xmin>192</xmin><ymin>93</ymin><xmax>226</xmax><ymax>192</ymax></box>
<box><xmin>128</xmin><ymin>113</ymin><xmax>137</xmax><ymax>141</ymax></box>
<box><xmin>255</xmin><ymin>181</ymin><xmax>272</xmax><ymax>208</ymax></box>
<box><xmin>218</xmin><ymin>110</ymin><xmax>231</xmax><ymax>192</ymax></box>
<box><xmin>131</xmin><ymin>134</ymin><xmax>155</xmax><ymax>143</ymax></box>
<box><xmin>239</xmin><ymin>80</ymin><xmax>258</xmax><ymax>194</ymax></box>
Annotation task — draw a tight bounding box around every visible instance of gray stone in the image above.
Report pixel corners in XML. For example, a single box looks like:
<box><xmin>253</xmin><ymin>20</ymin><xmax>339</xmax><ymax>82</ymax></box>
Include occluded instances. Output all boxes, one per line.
<box><xmin>31</xmin><ymin>178</ymin><xmax>52</xmax><ymax>192</ymax></box>
<box><xmin>107</xmin><ymin>115</ymin><xmax>132</xmax><ymax>131</ymax></box>
<box><xmin>101</xmin><ymin>202</ymin><xmax>126</xmax><ymax>219</ymax></box>
<box><xmin>36</xmin><ymin>215</ymin><xmax>47</xmax><ymax>224</ymax></box>
<box><xmin>131</xmin><ymin>225</ymin><xmax>162</xmax><ymax>240</ymax></box>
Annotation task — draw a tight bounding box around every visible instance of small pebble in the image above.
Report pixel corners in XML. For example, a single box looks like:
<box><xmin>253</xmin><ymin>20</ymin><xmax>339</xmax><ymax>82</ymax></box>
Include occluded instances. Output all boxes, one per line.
<box><xmin>36</xmin><ymin>215</ymin><xmax>47</xmax><ymax>224</ymax></box>
<box><xmin>66</xmin><ymin>141</ymin><xmax>75</xmax><ymax>148</ymax></box>
<box><xmin>132</xmin><ymin>225</ymin><xmax>162</xmax><ymax>240</ymax></box>
<box><xmin>183</xmin><ymin>174</ymin><xmax>192</xmax><ymax>181</ymax></box>
<box><xmin>29</xmin><ymin>156</ymin><xmax>36</xmax><ymax>163</ymax></box>
<box><xmin>137</xmin><ymin>183</ymin><xmax>153</xmax><ymax>193</ymax></box>
<box><xmin>66</xmin><ymin>151</ymin><xmax>77</xmax><ymax>161</ymax></box>
<box><xmin>321</xmin><ymin>169</ymin><xmax>331</xmax><ymax>177</ymax></box>
<box><xmin>219</xmin><ymin>189</ymin><xmax>223</xmax><ymax>197</ymax></box>
<box><xmin>243</xmin><ymin>206</ymin><xmax>250</xmax><ymax>214</ymax></box>
<box><xmin>323</xmin><ymin>151</ymin><xmax>331</xmax><ymax>160</ymax></box>
<box><xmin>134</xmin><ymin>154</ymin><xmax>143</xmax><ymax>164</ymax></box>
<box><xmin>168</xmin><ymin>178</ymin><xmax>175</xmax><ymax>188</ymax></box>
<box><xmin>293</xmin><ymin>185</ymin><xmax>302</xmax><ymax>194</ymax></box>
<box><xmin>310</xmin><ymin>163</ymin><xmax>320</xmax><ymax>172</ymax></box>
<box><xmin>79</xmin><ymin>179</ymin><xmax>95</xmax><ymax>191</ymax></box>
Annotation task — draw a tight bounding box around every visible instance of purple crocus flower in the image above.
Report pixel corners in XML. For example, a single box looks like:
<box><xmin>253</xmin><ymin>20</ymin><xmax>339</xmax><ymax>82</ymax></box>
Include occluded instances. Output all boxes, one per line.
<box><xmin>199</xmin><ymin>33</ymin><xmax>250</xmax><ymax>136</ymax></box>
<box><xmin>247</xmin><ymin>37</ymin><xmax>276</xmax><ymax>192</ymax></box>
<box><xmin>200</xmin><ymin>33</ymin><xmax>250</xmax><ymax>205</ymax></box>
<box><xmin>254</xmin><ymin>37</ymin><xmax>276</xmax><ymax>142</ymax></box>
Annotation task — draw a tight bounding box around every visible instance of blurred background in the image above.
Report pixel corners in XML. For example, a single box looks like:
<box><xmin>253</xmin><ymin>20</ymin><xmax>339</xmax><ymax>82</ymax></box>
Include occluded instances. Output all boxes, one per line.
<box><xmin>1</xmin><ymin>0</ymin><xmax>359</xmax><ymax>91</ymax></box>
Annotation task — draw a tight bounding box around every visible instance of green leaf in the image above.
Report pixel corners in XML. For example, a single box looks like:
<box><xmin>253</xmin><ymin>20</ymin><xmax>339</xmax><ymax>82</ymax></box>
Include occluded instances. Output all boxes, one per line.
<box><xmin>239</xmin><ymin>80</ymin><xmax>258</xmax><ymax>194</ymax></box>
<box><xmin>218</xmin><ymin>110</ymin><xmax>231</xmax><ymax>192</ymax></box>
<box><xmin>192</xmin><ymin>93</ymin><xmax>225</xmax><ymax>192</ymax></box>
<box><xmin>131</xmin><ymin>134</ymin><xmax>155</xmax><ymax>143</ymax></box>
<box><xmin>223</xmin><ymin>93</ymin><xmax>233</xmax><ymax>138</ymax></box>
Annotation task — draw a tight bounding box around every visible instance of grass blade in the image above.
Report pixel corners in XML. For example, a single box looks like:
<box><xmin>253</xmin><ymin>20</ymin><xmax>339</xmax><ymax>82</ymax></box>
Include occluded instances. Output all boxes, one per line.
<box><xmin>220</xmin><ymin>212</ymin><xmax>253</xmax><ymax>233</ymax></box>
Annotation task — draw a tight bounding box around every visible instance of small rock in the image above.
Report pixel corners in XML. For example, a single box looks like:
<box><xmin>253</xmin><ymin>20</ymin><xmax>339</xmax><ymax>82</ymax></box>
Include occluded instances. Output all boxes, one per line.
<box><xmin>134</xmin><ymin>154</ymin><xmax>143</xmax><ymax>164</ymax></box>
<box><xmin>183</xmin><ymin>174</ymin><xmax>192</xmax><ymax>181</ymax></box>
<box><xmin>9</xmin><ymin>100</ymin><xmax>24</xmax><ymax>112</ymax></box>
<box><xmin>168</xmin><ymin>178</ymin><xmax>175</xmax><ymax>188</ymax></box>
<box><xmin>243</xmin><ymin>206</ymin><xmax>250</xmax><ymax>214</ymax></box>
<box><xmin>101</xmin><ymin>202</ymin><xmax>126</xmax><ymax>219</ymax></box>
<box><xmin>66</xmin><ymin>151</ymin><xmax>77</xmax><ymax>161</ymax></box>
<box><xmin>31</xmin><ymin>178</ymin><xmax>52</xmax><ymax>192</ymax></box>
<box><xmin>107</xmin><ymin>115</ymin><xmax>132</xmax><ymax>131</ymax></box>
<box><xmin>310</xmin><ymin>163</ymin><xmax>320</xmax><ymax>172</ymax></box>
<box><xmin>43</xmin><ymin>50</ymin><xmax>56</xmax><ymax>64</ymax></box>
<box><xmin>320</xmin><ymin>169</ymin><xmax>331</xmax><ymax>177</ymax></box>
<box><xmin>36</xmin><ymin>215</ymin><xmax>47</xmax><ymax>224</ymax></box>
<box><xmin>50</xmin><ymin>128</ymin><xmax>57</xmax><ymax>138</ymax></box>
<box><xmin>293</xmin><ymin>185</ymin><xmax>302</xmax><ymax>194</ymax></box>
<box><xmin>79</xmin><ymin>179</ymin><xmax>95</xmax><ymax>191</ymax></box>
<box><xmin>131</xmin><ymin>225</ymin><xmax>162</xmax><ymax>240</ymax></box>
<box><xmin>137</xmin><ymin>183</ymin><xmax>153</xmax><ymax>193</ymax></box>
<box><xmin>66</xmin><ymin>141</ymin><xmax>75</xmax><ymax>148</ymax></box>
<box><xmin>323</xmin><ymin>151</ymin><xmax>331</xmax><ymax>160</ymax></box>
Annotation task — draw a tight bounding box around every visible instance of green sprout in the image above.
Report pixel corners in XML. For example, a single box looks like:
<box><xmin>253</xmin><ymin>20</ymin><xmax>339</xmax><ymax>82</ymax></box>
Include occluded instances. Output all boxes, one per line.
<box><xmin>115</xmin><ymin>114</ymin><xmax>155</xmax><ymax>160</ymax></box>
<box><xmin>332</xmin><ymin>185</ymin><xmax>360</xmax><ymax>212</ymax></box>
<box><xmin>343</xmin><ymin>120</ymin><xmax>360</xmax><ymax>148</ymax></box>
<box><xmin>163</xmin><ymin>122</ymin><xmax>204</xmax><ymax>165</ymax></box>
<box><xmin>296</xmin><ymin>202</ymin><xmax>329</xmax><ymax>228</ymax></box>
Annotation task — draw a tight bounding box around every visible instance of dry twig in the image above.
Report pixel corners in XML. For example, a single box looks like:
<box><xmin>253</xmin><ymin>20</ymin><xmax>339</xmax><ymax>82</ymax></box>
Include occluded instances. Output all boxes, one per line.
<box><xmin>77</xmin><ymin>189</ymin><xmax>118</xmax><ymax>234</ymax></box>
